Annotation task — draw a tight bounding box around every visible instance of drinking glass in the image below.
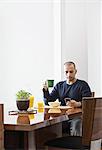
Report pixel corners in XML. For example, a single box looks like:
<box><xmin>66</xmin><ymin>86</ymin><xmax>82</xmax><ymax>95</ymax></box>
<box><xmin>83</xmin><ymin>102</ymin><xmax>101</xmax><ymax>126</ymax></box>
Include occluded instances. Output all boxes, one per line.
<box><xmin>29</xmin><ymin>96</ymin><xmax>34</xmax><ymax>108</ymax></box>
<box><xmin>37</xmin><ymin>101</ymin><xmax>44</xmax><ymax>112</ymax></box>
<box><xmin>29</xmin><ymin>114</ymin><xmax>35</xmax><ymax>120</ymax></box>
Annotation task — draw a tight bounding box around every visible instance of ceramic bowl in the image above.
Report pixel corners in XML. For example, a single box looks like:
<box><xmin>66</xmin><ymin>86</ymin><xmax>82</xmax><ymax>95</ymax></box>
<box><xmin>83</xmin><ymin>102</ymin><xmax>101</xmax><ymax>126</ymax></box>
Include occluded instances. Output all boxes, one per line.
<box><xmin>48</xmin><ymin>101</ymin><xmax>61</xmax><ymax>107</ymax></box>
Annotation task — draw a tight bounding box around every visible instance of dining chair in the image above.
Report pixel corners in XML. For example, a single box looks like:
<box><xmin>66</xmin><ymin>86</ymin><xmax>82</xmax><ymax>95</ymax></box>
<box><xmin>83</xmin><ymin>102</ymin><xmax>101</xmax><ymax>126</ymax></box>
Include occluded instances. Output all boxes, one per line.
<box><xmin>91</xmin><ymin>92</ymin><xmax>95</xmax><ymax>97</ymax></box>
<box><xmin>0</xmin><ymin>104</ymin><xmax>4</xmax><ymax>149</ymax></box>
<box><xmin>62</xmin><ymin>92</ymin><xmax>95</xmax><ymax>136</ymax></box>
<box><xmin>45</xmin><ymin>97</ymin><xmax>102</xmax><ymax>150</ymax></box>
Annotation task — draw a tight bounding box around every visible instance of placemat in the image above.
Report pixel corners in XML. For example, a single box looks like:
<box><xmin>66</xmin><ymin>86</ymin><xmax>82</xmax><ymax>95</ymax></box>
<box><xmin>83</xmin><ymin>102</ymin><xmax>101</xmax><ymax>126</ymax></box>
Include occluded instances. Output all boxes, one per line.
<box><xmin>8</xmin><ymin>109</ymin><xmax>37</xmax><ymax>115</ymax></box>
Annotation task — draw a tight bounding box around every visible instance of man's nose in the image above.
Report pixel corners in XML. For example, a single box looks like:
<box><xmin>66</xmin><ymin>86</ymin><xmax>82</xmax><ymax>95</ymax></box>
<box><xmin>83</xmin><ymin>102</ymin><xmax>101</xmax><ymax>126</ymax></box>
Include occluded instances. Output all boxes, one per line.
<box><xmin>66</xmin><ymin>73</ymin><xmax>70</xmax><ymax>78</ymax></box>
<box><xmin>67</xmin><ymin>72</ymin><xmax>70</xmax><ymax>77</ymax></box>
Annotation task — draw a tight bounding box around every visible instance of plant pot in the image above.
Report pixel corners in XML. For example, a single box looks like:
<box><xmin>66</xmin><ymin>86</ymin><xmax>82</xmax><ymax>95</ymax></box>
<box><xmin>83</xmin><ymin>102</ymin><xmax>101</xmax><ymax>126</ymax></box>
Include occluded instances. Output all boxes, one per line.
<box><xmin>17</xmin><ymin>114</ymin><xmax>30</xmax><ymax>124</ymax></box>
<box><xmin>16</xmin><ymin>99</ymin><xmax>29</xmax><ymax>111</ymax></box>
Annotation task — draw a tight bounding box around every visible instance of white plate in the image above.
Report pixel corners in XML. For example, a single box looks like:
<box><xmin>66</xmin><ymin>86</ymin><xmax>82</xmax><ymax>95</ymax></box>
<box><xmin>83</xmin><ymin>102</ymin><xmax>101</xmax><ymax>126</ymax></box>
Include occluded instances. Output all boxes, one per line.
<box><xmin>58</xmin><ymin>106</ymin><xmax>72</xmax><ymax>109</ymax></box>
<box><xmin>44</xmin><ymin>105</ymin><xmax>72</xmax><ymax>109</ymax></box>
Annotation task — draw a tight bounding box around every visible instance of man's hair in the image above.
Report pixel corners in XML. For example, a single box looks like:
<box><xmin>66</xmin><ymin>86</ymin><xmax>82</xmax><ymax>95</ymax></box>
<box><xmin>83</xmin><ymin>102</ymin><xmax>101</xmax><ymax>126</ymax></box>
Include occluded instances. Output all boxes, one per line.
<box><xmin>64</xmin><ymin>61</ymin><xmax>76</xmax><ymax>69</ymax></box>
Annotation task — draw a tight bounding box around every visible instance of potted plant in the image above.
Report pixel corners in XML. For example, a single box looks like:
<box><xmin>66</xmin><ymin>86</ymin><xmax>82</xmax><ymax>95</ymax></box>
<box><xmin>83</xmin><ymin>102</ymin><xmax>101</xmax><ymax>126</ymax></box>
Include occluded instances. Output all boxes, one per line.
<box><xmin>16</xmin><ymin>90</ymin><xmax>31</xmax><ymax>111</ymax></box>
<box><xmin>17</xmin><ymin>114</ymin><xmax>30</xmax><ymax>124</ymax></box>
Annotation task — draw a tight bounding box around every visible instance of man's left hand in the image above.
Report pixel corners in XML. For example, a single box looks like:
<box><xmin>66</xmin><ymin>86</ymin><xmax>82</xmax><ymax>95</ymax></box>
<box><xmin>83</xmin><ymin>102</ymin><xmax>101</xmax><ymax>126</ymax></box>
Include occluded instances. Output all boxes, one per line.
<box><xmin>66</xmin><ymin>100</ymin><xmax>81</xmax><ymax>107</ymax></box>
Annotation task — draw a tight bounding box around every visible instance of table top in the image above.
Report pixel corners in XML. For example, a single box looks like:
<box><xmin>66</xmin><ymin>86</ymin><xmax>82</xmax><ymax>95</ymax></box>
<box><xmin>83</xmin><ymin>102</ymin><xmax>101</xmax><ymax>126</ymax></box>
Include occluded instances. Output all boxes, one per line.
<box><xmin>4</xmin><ymin>106</ymin><xmax>82</xmax><ymax>131</ymax></box>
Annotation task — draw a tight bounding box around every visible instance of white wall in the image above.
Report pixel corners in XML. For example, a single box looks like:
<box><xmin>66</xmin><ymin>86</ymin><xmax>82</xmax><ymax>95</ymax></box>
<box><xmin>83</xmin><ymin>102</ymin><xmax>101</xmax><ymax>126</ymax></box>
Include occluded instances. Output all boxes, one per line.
<box><xmin>53</xmin><ymin>0</ymin><xmax>62</xmax><ymax>83</ymax></box>
<box><xmin>87</xmin><ymin>0</ymin><xmax>101</xmax><ymax>96</ymax></box>
<box><xmin>0</xmin><ymin>0</ymin><xmax>55</xmax><ymax>108</ymax></box>
<box><xmin>61</xmin><ymin>0</ymin><xmax>102</xmax><ymax>96</ymax></box>
<box><xmin>0</xmin><ymin>0</ymin><xmax>102</xmax><ymax>109</ymax></box>
<box><xmin>61</xmin><ymin>0</ymin><xmax>88</xmax><ymax>81</ymax></box>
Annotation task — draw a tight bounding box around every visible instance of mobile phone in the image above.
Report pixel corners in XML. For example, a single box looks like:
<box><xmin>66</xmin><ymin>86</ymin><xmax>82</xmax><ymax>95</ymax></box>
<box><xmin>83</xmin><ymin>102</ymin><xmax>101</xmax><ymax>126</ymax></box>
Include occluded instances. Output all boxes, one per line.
<box><xmin>64</xmin><ymin>98</ymin><xmax>71</xmax><ymax>103</ymax></box>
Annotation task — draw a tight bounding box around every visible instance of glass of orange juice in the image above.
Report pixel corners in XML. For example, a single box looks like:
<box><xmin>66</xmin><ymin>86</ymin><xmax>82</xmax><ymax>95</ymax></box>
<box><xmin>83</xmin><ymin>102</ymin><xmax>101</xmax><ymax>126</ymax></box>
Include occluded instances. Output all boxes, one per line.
<box><xmin>29</xmin><ymin>96</ymin><xmax>34</xmax><ymax>108</ymax></box>
<box><xmin>29</xmin><ymin>114</ymin><xmax>35</xmax><ymax>120</ymax></box>
<box><xmin>38</xmin><ymin>101</ymin><xmax>44</xmax><ymax>112</ymax></box>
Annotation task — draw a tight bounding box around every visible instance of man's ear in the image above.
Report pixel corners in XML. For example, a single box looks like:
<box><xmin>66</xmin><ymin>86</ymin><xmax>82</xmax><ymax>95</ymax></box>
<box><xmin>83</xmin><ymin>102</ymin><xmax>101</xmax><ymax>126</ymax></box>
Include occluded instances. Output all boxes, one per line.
<box><xmin>75</xmin><ymin>69</ymin><xmax>77</xmax><ymax>74</ymax></box>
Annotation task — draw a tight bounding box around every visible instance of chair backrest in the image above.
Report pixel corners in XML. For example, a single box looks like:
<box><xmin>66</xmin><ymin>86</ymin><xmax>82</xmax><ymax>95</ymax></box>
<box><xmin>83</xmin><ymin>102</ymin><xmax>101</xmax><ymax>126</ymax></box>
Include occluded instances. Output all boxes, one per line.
<box><xmin>0</xmin><ymin>104</ymin><xmax>4</xmax><ymax>149</ymax></box>
<box><xmin>91</xmin><ymin>92</ymin><xmax>95</xmax><ymax>97</ymax></box>
<box><xmin>82</xmin><ymin>97</ymin><xmax>102</xmax><ymax>148</ymax></box>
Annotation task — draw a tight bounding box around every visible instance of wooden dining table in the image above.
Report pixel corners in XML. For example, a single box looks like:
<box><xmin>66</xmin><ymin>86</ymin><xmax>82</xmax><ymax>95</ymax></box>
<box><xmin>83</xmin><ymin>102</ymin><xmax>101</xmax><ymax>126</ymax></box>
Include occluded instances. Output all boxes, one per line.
<box><xmin>4</xmin><ymin>106</ymin><xmax>82</xmax><ymax>150</ymax></box>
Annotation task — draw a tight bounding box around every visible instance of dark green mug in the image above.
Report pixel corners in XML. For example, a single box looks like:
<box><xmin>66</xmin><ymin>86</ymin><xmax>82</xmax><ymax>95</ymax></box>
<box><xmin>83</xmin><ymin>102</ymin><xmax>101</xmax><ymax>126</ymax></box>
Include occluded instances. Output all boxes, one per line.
<box><xmin>47</xmin><ymin>80</ymin><xmax>54</xmax><ymax>87</ymax></box>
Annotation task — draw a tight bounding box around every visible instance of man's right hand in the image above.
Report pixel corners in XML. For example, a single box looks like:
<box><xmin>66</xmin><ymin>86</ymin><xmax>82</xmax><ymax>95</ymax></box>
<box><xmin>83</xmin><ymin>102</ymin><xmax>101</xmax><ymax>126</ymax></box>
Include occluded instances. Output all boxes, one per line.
<box><xmin>43</xmin><ymin>81</ymin><xmax>48</xmax><ymax>91</ymax></box>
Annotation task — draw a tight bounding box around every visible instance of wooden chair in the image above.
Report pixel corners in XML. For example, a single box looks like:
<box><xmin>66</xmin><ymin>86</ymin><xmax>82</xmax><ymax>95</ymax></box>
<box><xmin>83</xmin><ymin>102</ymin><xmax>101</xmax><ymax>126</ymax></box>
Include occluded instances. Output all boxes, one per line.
<box><xmin>45</xmin><ymin>97</ymin><xmax>102</xmax><ymax>150</ymax></box>
<box><xmin>0</xmin><ymin>104</ymin><xmax>4</xmax><ymax>149</ymax></box>
<box><xmin>62</xmin><ymin>92</ymin><xmax>95</xmax><ymax>136</ymax></box>
<box><xmin>91</xmin><ymin>92</ymin><xmax>95</xmax><ymax>97</ymax></box>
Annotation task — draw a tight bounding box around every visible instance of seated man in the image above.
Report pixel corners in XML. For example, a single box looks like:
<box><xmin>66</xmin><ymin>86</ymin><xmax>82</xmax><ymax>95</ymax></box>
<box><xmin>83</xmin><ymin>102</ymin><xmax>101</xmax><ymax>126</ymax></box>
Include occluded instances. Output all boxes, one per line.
<box><xmin>42</xmin><ymin>61</ymin><xmax>92</xmax><ymax>135</ymax></box>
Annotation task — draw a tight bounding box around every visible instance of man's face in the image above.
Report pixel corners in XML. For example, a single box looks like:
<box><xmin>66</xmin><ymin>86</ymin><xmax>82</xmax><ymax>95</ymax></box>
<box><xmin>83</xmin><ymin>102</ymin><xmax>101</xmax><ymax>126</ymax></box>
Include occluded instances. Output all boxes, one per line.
<box><xmin>64</xmin><ymin>64</ymin><xmax>77</xmax><ymax>82</ymax></box>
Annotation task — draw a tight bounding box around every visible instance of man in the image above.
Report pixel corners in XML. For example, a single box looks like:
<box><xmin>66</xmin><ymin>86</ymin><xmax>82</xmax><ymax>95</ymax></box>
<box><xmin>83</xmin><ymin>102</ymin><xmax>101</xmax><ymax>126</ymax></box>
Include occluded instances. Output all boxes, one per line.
<box><xmin>43</xmin><ymin>61</ymin><xmax>92</xmax><ymax>135</ymax></box>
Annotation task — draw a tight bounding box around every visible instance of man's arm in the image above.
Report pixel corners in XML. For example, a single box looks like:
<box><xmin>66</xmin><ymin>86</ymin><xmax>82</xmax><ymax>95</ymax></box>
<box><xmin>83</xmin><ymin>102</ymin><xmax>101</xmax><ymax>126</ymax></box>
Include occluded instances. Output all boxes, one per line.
<box><xmin>42</xmin><ymin>82</ymin><xmax>59</xmax><ymax>104</ymax></box>
<box><xmin>66</xmin><ymin>81</ymin><xmax>91</xmax><ymax>108</ymax></box>
<box><xmin>81</xmin><ymin>81</ymin><xmax>92</xmax><ymax>97</ymax></box>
